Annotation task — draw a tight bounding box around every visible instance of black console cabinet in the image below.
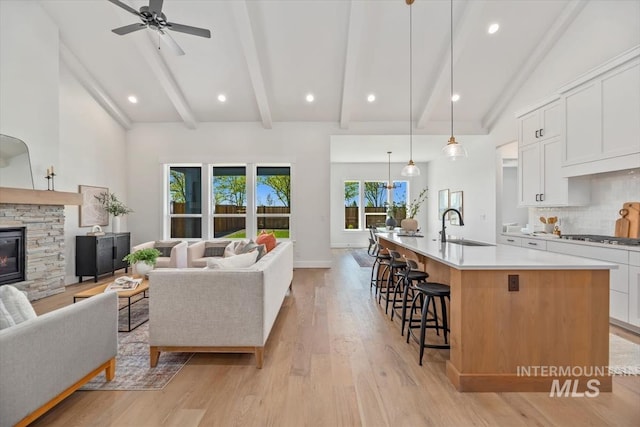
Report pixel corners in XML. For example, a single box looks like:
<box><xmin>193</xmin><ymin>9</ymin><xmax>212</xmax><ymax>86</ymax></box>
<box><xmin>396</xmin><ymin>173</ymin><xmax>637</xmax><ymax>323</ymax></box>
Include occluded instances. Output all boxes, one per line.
<box><xmin>76</xmin><ymin>232</ymin><xmax>130</xmax><ymax>283</ymax></box>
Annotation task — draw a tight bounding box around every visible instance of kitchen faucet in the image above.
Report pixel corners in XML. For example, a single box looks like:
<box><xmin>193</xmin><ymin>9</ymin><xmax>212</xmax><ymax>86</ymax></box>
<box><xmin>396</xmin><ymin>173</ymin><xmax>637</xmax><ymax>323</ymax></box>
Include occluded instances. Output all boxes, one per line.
<box><xmin>441</xmin><ymin>208</ymin><xmax>465</xmax><ymax>243</ymax></box>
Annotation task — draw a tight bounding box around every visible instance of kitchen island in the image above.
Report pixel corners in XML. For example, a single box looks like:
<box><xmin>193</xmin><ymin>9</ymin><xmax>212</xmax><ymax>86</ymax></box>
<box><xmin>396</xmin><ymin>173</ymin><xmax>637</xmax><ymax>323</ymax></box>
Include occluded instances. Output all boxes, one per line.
<box><xmin>377</xmin><ymin>233</ymin><xmax>617</xmax><ymax>392</ymax></box>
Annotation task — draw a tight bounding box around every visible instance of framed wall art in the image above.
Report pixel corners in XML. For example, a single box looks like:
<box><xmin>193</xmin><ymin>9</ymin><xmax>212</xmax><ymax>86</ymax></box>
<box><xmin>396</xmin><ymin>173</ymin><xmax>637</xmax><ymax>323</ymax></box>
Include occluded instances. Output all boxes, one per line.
<box><xmin>449</xmin><ymin>191</ymin><xmax>464</xmax><ymax>225</ymax></box>
<box><xmin>79</xmin><ymin>185</ymin><xmax>109</xmax><ymax>227</ymax></box>
<box><xmin>438</xmin><ymin>189</ymin><xmax>449</xmax><ymax>221</ymax></box>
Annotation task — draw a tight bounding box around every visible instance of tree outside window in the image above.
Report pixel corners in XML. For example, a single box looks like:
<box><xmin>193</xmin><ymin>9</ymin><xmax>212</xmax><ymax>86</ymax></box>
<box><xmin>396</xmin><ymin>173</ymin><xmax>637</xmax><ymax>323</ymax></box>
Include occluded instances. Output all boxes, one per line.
<box><xmin>212</xmin><ymin>166</ymin><xmax>246</xmax><ymax>238</ymax></box>
<box><xmin>344</xmin><ymin>181</ymin><xmax>360</xmax><ymax>230</ymax></box>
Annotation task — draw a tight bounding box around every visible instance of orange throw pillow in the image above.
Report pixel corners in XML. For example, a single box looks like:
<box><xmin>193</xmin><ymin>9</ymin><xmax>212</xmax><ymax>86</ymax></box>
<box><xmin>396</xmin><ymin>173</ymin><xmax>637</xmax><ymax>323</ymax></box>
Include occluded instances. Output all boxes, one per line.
<box><xmin>256</xmin><ymin>231</ymin><xmax>277</xmax><ymax>252</ymax></box>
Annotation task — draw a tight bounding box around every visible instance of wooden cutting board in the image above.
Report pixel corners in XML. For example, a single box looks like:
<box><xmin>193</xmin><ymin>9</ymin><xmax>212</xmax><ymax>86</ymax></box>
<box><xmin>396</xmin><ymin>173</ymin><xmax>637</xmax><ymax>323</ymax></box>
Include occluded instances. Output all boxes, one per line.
<box><xmin>622</xmin><ymin>202</ymin><xmax>640</xmax><ymax>238</ymax></box>
<box><xmin>615</xmin><ymin>209</ymin><xmax>630</xmax><ymax>238</ymax></box>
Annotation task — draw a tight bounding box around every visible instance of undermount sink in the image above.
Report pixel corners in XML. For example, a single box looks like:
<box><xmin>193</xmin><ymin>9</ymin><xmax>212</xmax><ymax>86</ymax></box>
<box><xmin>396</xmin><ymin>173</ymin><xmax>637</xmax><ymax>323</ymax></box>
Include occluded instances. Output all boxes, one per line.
<box><xmin>446</xmin><ymin>239</ymin><xmax>494</xmax><ymax>247</ymax></box>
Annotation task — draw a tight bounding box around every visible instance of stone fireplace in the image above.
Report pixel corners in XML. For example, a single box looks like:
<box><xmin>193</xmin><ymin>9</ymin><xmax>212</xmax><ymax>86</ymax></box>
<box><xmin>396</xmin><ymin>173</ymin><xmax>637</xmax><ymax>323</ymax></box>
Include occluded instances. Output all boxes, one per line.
<box><xmin>0</xmin><ymin>187</ymin><xmax>82</xmax><ymax>300</ymax></box>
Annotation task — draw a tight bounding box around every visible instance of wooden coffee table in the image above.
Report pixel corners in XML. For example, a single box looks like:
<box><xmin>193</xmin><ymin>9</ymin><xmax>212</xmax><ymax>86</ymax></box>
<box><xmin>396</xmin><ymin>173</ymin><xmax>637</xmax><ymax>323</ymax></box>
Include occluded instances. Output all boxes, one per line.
<box><xmin>73</xmin><ymin>280</ymin><xmax>149</xmax><ymax>332</ymax></box>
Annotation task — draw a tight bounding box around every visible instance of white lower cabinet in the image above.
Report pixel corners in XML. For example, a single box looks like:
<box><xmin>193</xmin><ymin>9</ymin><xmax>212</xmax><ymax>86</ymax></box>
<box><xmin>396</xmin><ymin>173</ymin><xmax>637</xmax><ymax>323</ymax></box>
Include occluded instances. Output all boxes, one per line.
<box><xmin>628</xmin><ymin>252</ymin><xmax>640</xmax><ymax>327</ymax></box>
<box><xmin>498</xmin><ymin>235</ymin><xmax>522</xmax><ymax>247</ymax></box>
<box><xmin>611</xmin><ymin>290</ymin><xmax>629</xmax><ymax>324</ymax></box>
<box><xmin>522</xmin><ymin>238</ymin><xmax>547</xmax><ymax>250</ymax></box>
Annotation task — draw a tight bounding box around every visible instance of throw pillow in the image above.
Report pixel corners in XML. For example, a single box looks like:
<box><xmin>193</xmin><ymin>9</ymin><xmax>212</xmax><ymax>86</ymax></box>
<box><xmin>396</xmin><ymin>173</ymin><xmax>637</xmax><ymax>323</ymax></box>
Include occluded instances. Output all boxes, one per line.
<box><xmin>0</xmin><ymin>285</ymin><xmax>37</xmax><ymax>325</ymax></box>
<box><xmin>206</xmin><ymin>250</ymin><xmax>258</xmax><ymax>269</ymax></box>
<box><xmin>256</xmin><ymin>231</ymin><xmax>277</xmax><ymax>252</ymax></box>
<box><xmin>234</xmin><ymin>239</ymin><xmax>250</xmax><ymax>254</ymax></box>
<box><xmin>223</xmin><ymin>241</ymin><xmax>239</xmax><ymax>257</ymax></box>
<box><xmin>154</xmin><ymin>240</ymin><xmax>180</xmax><ymax>257</ymax></box>
<box><xmin>0</xmin><ymin>298</ymin><xmax>16</xmax><ymax>330</ymax></box>
<box><xmin>203</xmin><ymin>240</ymin><xmax>231</xmax><ymax>258</ymax></box>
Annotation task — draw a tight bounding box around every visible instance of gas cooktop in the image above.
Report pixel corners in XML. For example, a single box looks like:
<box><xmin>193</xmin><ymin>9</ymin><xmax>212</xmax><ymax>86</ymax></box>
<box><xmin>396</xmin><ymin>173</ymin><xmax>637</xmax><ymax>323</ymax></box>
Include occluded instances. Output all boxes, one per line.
<box><xmin>560</xmin><ymin>234</ymin><xmax>640</xmax><ymax>246</ymax></box>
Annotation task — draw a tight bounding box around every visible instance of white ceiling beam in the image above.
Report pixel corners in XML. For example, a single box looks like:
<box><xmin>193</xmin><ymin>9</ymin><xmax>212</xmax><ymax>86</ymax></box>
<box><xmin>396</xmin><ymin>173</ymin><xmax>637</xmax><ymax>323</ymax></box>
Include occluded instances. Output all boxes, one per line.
<box><xmin>59</xmin><ymin>42</ymin><xmax>132</xmax><ymax>130</ymax></box>
<box><xmin>339</xmin><ymin>0</ymin><xmax>366</xmax><ymax>130</ymax></box>
<box><xmin>230</xmin><ymin>0</ymin><xmax>273</xmax><ymax>129</ymax></box>
<box><xmin>114</xmin><ymin>0</ymin><xmax>198</xmax><ymax>129</ymax></box>
<box><xmin>416</xmin><ymin>0</ymin><xmax>484</xmax><ymax>129</ymax></box>
<box><xmin>481</xmin><ymin>0</ymin><xmax>587</xmax><ymax>131</ymax></box>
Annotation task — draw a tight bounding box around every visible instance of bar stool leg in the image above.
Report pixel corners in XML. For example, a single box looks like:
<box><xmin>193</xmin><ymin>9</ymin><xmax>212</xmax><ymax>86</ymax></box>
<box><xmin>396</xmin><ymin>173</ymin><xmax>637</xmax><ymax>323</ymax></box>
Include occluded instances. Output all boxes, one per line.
<box><xmin>419</xmin><ymin>295</ymin><xmax>432</xmax><ymax>366</ymax></box>
<box><xmin>440</xmin><ymin>295</ymin><xmax>449</xmax><ymax>344</ymax></box>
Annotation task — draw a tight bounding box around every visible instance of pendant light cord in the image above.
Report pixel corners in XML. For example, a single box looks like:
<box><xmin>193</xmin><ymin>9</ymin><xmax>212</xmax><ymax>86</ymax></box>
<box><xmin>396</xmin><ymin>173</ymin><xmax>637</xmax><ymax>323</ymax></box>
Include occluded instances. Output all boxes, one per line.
<box><xmin>409</xmin><ymin>1</ymin><xmax>413</xmax><ymax>160</ymax></box>
<box><xmin>450</xmin><ymin>0</ymin><xmax>454</xmax><ymax>139</ymax></box>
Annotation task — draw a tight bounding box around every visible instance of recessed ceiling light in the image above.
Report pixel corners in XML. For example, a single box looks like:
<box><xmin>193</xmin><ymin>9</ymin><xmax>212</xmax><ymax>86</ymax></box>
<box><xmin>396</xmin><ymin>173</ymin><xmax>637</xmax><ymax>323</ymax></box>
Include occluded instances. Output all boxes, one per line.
<box><xmin>217</xmin><ymin>94</ymin><xmax>227</xmax><ymax>103</ymax></box>
<box><xmin>488</xmin><ymin>23</ymin><xmax>500</xmax><ymax>34</ymax></box>
<box><xmin>305</xmin><ymin>93</ymin><xmax>315</xmax><ymax>103</ymax></box>
<box><xmin>451</xmin><ymin>93</ymin><xmax>460</xmax><ymax>102</ymax></box>
<box><xmin>367</xmin><ymin>94</ymin><xmax>376</xmax><ymax>103</ymax></box>
<box><xmin>127</xmin><ymin>95</ymin><xmax>138</xmax><ymax>104</ymax></box>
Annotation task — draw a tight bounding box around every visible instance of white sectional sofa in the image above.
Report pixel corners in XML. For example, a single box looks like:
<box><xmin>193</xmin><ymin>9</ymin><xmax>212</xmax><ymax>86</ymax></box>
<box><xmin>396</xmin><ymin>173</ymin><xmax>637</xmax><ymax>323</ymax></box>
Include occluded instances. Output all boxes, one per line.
<box><xmin>0</xmin><ymin>292</ymin><xmax>118</xmax><ymax>427</ymax></box>
<box><xmin>148</xmin><ymin>241</ymin><xmax>293</xmax><ymax>368</ymax></box>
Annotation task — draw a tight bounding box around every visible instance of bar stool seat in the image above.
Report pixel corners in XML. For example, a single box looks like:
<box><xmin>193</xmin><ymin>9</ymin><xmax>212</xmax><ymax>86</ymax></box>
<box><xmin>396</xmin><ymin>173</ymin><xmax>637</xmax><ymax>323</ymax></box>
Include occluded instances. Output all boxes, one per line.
<box><xmin>406</xmin><ymin>280</ymin><xmax>451</xmax><ymax>365</ymax></box>
<box><xmin>379</xmin><ymin>250</ymin><xmax>406</xmax><ymax>313</ymax></box>
<box><xmin>369</xmin><ymin>242</ymin><xmax>391</xmax><ymax>296</ymax></box>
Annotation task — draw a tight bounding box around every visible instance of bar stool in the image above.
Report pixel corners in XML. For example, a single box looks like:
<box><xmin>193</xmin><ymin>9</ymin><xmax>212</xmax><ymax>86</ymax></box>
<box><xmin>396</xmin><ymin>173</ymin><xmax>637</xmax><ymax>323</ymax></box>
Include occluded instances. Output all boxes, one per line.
<box><xmin>406</xmin><ymin>278</ymin><xmax>451</xmax><ymax>365</ymax></box>
<box><xmin>390</xmin><ymin>258</ymin><xmax>429</xmax><ymax>336</ymax></box>
<box><xmin>369</xmin><ymin>241</ymin><xmax>390</xmax><ymax>296</ymax></box>
<box><xmin>379</xmin><ymin>250</ymin><xmax>406</xmax><ymax>314</ymax></box>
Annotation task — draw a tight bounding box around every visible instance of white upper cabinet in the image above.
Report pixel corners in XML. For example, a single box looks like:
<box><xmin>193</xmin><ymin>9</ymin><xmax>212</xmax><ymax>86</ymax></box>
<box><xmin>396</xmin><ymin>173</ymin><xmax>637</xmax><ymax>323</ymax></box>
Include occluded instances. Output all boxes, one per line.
<box><xmin>560</xmin><ymin>47</ymin><xmax>640</xmax><ymax>177</ymax></box>
<box><xmin>517</xmin><ymin>100</ymin><xmax>589</xmax><ymax>207</ymax></box>
<box><xmin>518</xmin><ymin>98</ymin><xmax>561</xmax><ymax>146</ymax></box>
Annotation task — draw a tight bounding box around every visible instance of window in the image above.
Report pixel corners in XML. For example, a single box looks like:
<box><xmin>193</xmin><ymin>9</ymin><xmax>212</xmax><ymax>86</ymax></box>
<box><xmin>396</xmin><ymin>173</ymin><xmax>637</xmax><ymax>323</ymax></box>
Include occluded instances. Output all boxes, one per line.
<box><xmin>364</xmin><ymin>181</ymin><xmax>387</xmax><ymax>228</ymax></box>
<box><xmin>256</xmin><ymin>166</ymin><xmax>290</xmax><ymax>238</ymax></box>
<box><xmin>168</xmin><ymin>166</ymin><xmax>202</xmax><ymax>238</ymax></box>
<box><xmin>360</xmin><ymin>180</ymin><xmax>408</xmax><ymax>228</ymax></box>
<box><xmin>344</xmin><ymin>181</ymin><xmax>360</xmax><ymax>230</ymax></box>
<box><xmin>212</xmin><ymin>166</ymin><xmax>246</xmax><ymax>238</ymax></box>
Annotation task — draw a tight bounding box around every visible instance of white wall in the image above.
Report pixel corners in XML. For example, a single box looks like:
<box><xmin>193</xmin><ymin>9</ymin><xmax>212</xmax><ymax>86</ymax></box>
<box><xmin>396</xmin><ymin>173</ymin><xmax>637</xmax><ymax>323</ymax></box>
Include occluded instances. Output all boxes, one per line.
<box><xmin>126</xmin><ymin>123</ymin><xmax>333</xmax><ymax>268</ymax></box>
<box><xmin>0</xmin><ymin>2</ymin><xmax>129</xmax><ymax>285</ymax></box>
<box><xmin>0</xmin><ymin>1</ymin><xmax>59</xmax><ymax>190</ymax></box>
<box><xmin>425</xmin><ymin>136</ymin><xmax>496</xmax><ymax>243</ymax></box>
<box><xmin>59</xmin><ymin>63</ymin><xmax>128</xmax><ymax>284</ymax></box>
<box><xmin>330</xmin><ymin>161</ymin><xmax>429</xmax><ymax>248</ymax></box>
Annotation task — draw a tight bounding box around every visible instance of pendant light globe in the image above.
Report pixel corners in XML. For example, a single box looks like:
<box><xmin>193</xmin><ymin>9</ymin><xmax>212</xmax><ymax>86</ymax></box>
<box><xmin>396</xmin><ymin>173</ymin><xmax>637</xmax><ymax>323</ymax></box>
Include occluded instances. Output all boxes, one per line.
<box><xmin>401</xmin><ymin>0</ymin><xmax>420</xmax><ymax>177</ymax></box>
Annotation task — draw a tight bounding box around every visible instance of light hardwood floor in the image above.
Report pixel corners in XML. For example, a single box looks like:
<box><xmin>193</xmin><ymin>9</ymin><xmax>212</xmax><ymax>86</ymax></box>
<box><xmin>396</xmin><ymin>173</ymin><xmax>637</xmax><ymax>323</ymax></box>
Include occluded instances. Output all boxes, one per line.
<box><xmin>30</xmin><ymin>250</ymin><xmax>640</xmax><ymax>426</ymax></box>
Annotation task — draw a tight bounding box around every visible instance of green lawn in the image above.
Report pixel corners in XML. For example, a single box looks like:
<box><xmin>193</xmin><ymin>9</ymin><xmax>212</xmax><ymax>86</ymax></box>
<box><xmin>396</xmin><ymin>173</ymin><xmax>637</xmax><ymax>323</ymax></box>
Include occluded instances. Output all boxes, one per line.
<box><xmin>222</xmin><ymin>229</ymin><xmax>290</xmax><ymax>239</ymax></box>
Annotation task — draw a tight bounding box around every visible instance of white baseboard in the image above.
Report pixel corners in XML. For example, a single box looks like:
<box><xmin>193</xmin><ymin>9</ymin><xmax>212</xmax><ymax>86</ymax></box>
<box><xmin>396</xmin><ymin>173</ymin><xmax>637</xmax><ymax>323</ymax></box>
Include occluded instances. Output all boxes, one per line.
<box><xmin>331</xmin><ymin>243</ymin><xmax>368</xmax><ymax>249</ymax></box>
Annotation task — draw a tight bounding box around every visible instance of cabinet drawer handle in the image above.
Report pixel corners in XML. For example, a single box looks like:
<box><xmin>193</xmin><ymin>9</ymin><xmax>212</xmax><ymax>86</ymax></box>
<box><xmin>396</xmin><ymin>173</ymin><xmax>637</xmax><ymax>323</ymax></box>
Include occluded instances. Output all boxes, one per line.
<box><xmin>539</xmin><ymin>128</ymin><xmax>544</xmax><ymax>137</ymax></box>
<box><xmin>507</xmin><ymin>239</ymin><xmax>515</xmax><ymax>242</ymax></box>
<box><xmin>535</xmin><ymin>194</ymin><xmax>540</xmax><ymax>202</ymax></box>
<box><xmin>535</xmin><ymin>130</ymin><xmax>539</xmax><ymax>138</ymax></box>
<box><xmin>540</xmin><ymin>193</ymin><xmax>544</xmax><ymax>201</ymax></box>
<box><xmin>528</xmin><ymin>242</ymin><xmax>538</xmax><ymax>246</ymax></box>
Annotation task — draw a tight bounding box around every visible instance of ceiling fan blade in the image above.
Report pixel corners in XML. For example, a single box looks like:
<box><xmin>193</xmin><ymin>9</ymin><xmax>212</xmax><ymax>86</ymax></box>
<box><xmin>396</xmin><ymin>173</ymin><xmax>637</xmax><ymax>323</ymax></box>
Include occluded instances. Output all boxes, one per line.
<box><xmin>149</xmin><ymin>0</ymin><xmax>164</xmax><ymax>14</ymax></box>
<box><xmin>159</xmin><ymin>30</ymin><xmax>185</xmax><ymax>56</ymax></box>
<box><xmin>112</xmin><ymin>23</ymin><xmax>146</xmax><ymax>35</ymax></box>
<box><xmin>107</xmin><ymin>0</ymin><xmax>141</xmax><ymax>17</ymax></box>
<box><xmin>167</xmin><ymin>22</ymin><xmax>211</xmax><ymax>38</ymax></box>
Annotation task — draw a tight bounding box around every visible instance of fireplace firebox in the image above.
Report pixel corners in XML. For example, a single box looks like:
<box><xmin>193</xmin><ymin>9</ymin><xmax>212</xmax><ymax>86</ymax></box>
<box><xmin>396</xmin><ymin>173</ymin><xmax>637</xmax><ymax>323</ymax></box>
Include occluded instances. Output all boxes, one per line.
<box><xmin>0</xmin><ymin>227</ymin><xmax>26</xmax><ymax>286</ymax></box>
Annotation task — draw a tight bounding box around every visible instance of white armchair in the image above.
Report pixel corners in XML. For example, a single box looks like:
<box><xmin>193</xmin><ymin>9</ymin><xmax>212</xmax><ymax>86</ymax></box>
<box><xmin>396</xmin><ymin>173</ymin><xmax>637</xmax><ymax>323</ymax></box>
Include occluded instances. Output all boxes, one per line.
<box><xmin>132</xmin><ymin>240</ymin><xmax>187</xmax><ymax>270</ymax></box>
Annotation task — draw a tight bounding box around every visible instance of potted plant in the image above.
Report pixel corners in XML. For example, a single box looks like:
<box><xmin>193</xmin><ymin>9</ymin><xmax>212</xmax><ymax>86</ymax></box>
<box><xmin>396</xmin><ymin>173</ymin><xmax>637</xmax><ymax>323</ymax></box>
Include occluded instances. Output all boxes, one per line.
<box><xmin>123</xmin><ymin>248</ymin><xmax>161</xmax><ymax>277</ymax></box>
<box><xmin>384</xmin><ymin>201</ymin><xmax>404</xmax><ymax>230</ymax></box>
<box><xmin>401</xmin><ymin>187</ymin><xmax>428</xmax><ymax>232</ymax></box>
<box><xmin>95</xmin><ymin>192</ymin><xmax>133</xmax><ymax>233</ymax></box>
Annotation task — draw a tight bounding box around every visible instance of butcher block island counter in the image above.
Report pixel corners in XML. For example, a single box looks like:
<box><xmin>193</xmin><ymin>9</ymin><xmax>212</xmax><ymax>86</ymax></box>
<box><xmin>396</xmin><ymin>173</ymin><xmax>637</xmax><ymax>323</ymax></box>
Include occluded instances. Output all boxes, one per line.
<box><xmin>377</xmin><ymin>233</ymin><xmax>617</xmax><ymax>393</ymax></box>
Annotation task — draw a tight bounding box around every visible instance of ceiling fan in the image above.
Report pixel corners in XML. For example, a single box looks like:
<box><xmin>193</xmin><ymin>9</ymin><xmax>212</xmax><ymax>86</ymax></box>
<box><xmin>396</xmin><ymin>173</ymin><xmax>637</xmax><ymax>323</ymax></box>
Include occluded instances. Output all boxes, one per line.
<box><xmin>107</xmin><ymin>0</ymin><xmax>211</xmax><ymax>56</ymax></box>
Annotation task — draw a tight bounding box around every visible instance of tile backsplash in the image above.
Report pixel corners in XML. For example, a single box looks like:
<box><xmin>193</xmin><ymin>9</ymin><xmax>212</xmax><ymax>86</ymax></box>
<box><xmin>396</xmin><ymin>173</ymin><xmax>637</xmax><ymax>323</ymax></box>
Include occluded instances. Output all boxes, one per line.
<box><xmin>529</xmin><ymin>168</ymin><xmax>640</xmax><ymax>235</ymax></box>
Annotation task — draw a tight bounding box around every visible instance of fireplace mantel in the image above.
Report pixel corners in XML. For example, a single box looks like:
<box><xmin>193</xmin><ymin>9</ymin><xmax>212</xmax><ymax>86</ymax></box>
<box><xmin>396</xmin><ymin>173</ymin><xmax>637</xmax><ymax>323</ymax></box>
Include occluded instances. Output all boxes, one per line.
<box><xmin>0</xmin><ymin>187</ymin><xmax>82</xmax><ymax>206</ymax></box>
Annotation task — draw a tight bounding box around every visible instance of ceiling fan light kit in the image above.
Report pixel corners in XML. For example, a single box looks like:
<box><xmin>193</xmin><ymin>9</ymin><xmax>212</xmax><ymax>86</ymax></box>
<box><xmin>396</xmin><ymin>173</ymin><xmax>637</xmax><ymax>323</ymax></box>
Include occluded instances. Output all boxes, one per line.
<box><xmin>442</xmin><ymin>0</ymin><xmax>467</xmax><ymax>161</ymax></box>
<box><xmin>401</xmin><ymin>0</ymin><xmax>420</xmax><ymax>177</ymax></box>
<box><xmin>107</xmin><ymin>0</ymin><xmax>211</xmax><ymax>56</ymax></box>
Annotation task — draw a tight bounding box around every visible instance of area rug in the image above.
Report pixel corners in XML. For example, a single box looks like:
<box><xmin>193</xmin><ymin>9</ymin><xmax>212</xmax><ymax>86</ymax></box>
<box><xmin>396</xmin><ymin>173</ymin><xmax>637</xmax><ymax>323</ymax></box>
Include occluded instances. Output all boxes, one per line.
<box><xmin>350</xmin><ymin>249</ymin><xmax>375</xmax><ymax>268</ymax></box>
<box><xmin>609</xmin><ymin>333</ymin><xmax>640</xmax><ymax>373</ymax></box>
<box><xmin>81</xmin><ymin>299</ymin><xmax>193</xmax><ymax>391</ymax></box>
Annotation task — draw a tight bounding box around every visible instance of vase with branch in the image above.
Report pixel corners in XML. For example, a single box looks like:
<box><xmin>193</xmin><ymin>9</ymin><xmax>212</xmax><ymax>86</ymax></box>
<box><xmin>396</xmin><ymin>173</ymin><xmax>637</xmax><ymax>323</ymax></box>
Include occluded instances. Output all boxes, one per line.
<box><xmin>401</xmin><ymin>187</ymin><xmax>428</xmax><ymax>233</ymax></box>
<box><xmin>95</xmin><ymin>192</ymin><xmax>133</xmax><ymax>233</ymax></box>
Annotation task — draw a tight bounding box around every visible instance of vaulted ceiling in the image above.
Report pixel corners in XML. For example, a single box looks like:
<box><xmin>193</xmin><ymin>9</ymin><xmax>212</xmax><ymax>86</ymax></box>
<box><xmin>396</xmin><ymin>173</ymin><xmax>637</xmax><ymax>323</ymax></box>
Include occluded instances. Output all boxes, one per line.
<box><xmin>40</xmin><ymin>0</ymin><xmax>583</xmax><ymax>136</ymax></box>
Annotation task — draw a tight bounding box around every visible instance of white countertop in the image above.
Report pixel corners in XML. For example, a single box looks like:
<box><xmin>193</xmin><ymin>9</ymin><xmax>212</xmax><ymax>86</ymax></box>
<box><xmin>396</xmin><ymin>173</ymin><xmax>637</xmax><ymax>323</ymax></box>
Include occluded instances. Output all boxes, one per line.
<box><xmin>377</xmin><ymin>233</ymin><xmax>618</xmax><ymax>271</ymax></box>
<box><xmin>501</xmin><ymin>232</ymin><xmax>640</xmax><ymax>252</ymax></box>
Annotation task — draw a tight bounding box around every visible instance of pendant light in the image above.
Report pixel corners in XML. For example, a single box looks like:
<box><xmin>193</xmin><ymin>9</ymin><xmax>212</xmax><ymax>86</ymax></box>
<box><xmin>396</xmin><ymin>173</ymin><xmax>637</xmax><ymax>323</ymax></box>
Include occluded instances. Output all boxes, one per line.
<box><xmin>442</xmin><ymin>0</ymin><xmax>468</xmax><ymax>160</ymax></box>
<box><xmin>383</xmin><ymin>151</ymin><xmax>397</xmax><ymax>190</ymax></box>
<box><xmin>401</xmin><ymin>0</ymin><xmax>420</xmax><ymax>177</ymax></box>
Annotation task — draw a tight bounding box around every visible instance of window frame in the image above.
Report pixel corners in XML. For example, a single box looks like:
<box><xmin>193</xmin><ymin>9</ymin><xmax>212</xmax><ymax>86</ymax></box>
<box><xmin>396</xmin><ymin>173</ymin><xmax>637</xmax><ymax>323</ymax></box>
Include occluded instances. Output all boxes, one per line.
<box><xmin>211</xmin><ymin>164</ymin><xmax>248</xmax><ymax>239</ymax></box>
<box><xmin>255</xmin><ymin>163</ymin><xmax>292</xmax><ymax>240</ymax></box>
<box><xmin>343</xmin><ymin>180</ymin><xmax>362</xmax><ymax>231</ymax></box>
<box><xmin>164</xmin><ymin>163</ymin><xmax>204</xmax><ymax>240</ymax></box>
